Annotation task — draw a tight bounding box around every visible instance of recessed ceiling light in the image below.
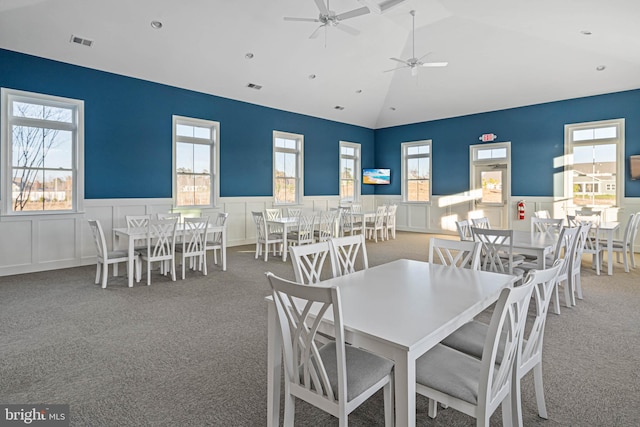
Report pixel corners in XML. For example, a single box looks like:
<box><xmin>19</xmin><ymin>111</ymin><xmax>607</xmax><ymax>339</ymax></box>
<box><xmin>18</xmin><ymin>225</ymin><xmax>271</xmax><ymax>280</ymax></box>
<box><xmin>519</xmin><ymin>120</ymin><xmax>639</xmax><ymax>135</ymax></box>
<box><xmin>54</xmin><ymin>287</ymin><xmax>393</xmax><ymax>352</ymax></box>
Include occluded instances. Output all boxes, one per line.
<box><xmin>580</xmin><ymin>30</ymin><xmax>592</xmax><ymax>35</ymax></box>
<box><xmin>245</xmin><ymin>53</ymin><xmax>254</xmax><ymax>59</ymax></box>
<box><xmin>308</xmin><ymin>74</ymin><xmax>316</xmax><ymax>79</ymax></box>
<box><xmin>389</xmin><ymin>107</ymin><xmax>396</xmax><ymax>111</ymax></box>
<box><xmin>150</xmin><ymin>21</ymin><xmax>163</xmax><ymax>29</ymax></box>
<box><xmin>334</xmin><ymin>106</ymin><xmax>345</xmax><ymax>110</ymax></box>
<box><xmin>596</xmin><ymin>65</ymin><xmax>606</xmax><ymax>71</ymax></box>
<box><xmin>355</xmin><ymin>89</ymin><xmax>362</xmax><ymax>94</ymax></box>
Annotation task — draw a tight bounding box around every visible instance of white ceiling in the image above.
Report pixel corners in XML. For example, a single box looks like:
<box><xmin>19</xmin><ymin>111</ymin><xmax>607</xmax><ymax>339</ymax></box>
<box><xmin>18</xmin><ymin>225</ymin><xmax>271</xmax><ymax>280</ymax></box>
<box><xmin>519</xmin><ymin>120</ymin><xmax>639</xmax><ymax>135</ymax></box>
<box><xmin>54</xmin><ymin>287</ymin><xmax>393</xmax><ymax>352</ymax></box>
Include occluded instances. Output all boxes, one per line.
<box><xmin>1</xmin><ymin>0</ymin><xmax>640</xmax><ymax>129</ymax></box>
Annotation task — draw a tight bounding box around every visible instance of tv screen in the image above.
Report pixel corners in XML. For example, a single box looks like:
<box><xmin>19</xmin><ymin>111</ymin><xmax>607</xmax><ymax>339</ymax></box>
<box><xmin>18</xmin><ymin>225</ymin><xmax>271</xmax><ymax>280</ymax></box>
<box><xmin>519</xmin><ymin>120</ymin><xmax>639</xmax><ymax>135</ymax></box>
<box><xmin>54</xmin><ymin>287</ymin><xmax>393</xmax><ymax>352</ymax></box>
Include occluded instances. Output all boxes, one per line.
<box><xmin>363</xmin><ymin>168</ymin><xmax>391</xmax><ymax>184</ymax></box>
<box><xmin>630</xmin><ymin>156</ymin><xmax>640</xmax><ymax>180</ymax></box>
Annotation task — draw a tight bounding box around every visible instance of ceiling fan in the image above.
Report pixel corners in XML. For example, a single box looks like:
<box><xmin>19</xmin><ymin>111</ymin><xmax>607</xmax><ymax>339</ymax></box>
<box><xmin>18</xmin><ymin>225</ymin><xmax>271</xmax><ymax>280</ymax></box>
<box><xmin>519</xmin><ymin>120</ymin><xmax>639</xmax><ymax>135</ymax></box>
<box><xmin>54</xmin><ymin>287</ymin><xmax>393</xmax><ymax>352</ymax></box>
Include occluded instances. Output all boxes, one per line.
<box><xmin>385</xmin><ymin>10</ymin><xmax>448</xmax><ymax>77</ymax></box>
<box><xmin>283</xmin><ymin>0</ymin><xmax>370</xmax><ymax>39</ymax></box>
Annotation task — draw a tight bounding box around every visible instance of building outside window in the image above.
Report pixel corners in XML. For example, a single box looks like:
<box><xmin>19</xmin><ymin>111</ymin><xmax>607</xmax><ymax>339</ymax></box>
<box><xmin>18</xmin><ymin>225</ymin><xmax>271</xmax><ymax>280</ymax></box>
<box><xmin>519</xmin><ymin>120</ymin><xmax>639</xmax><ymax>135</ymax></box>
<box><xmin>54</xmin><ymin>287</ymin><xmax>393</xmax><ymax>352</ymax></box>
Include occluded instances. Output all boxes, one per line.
<box><xmin>340</xmin><ymin>141</ymin><xmax>360</xmax><ymax>203</ymax></box>
<box><xmin>173</xmin><ymin>116</ymin><xmax>219</xmax><ymax>207</ymax></box>
<box><xmin>402</xmin><ymin>140</ymin><xmax>431</xmax><ymax>202</ymax></box>
<box><xmin>1</xmin><ymin>88</ymin><xmax>83</xmax><ymax>214</ymax></box>
<box><xmin>273</xmin><ymin>131</ymin><xmax>303</xmax><ymax>205</ymax></box>
<box><xmin>565</xmin><ymin>119</ymin><xmax>624</xmax><ymax>208</ymax></box>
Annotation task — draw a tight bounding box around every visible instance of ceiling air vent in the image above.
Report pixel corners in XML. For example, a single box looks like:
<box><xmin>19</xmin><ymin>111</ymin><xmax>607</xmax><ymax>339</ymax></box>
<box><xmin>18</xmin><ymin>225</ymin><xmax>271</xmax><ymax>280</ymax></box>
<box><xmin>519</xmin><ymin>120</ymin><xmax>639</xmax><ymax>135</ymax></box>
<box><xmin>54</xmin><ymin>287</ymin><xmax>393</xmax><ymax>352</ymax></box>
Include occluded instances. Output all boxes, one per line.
<box><xmin>334</xmin><ymin>106</ymin><xmax>345</xmax><ymax>110</ymax></box>
<box><xmin>70</xmin><ymin>35</ymin><xmax>94</xmax><ymax>47</ymax></box>
<box><xmin>247</xmin><ymin>83</ymin><xmax>262</xmax><ymax>90</ymax></box>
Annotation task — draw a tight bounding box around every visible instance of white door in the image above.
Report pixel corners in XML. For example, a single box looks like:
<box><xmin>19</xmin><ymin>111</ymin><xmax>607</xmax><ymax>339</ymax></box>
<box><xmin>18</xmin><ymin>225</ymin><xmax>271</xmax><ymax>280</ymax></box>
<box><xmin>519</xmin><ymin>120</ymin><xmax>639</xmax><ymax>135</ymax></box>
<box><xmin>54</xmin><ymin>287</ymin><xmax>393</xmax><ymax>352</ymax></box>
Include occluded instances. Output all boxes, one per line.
<box><xmin>470</xmin><ymin>142</ymin><xmax>511</xmax><ymax>229</ymax></box>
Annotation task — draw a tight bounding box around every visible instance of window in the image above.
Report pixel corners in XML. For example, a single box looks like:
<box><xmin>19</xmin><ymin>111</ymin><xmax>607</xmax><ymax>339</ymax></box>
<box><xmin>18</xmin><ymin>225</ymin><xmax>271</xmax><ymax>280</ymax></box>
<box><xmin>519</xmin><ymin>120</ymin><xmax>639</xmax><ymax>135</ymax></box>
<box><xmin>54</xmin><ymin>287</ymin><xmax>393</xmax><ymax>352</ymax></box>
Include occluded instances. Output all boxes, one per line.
<box><xmin>1</xmin><ymin>88</ymin><xmax>83</xmax><ymax>214</ymax></box>
<box><xmin>273</xmin><ymin>131</ymin><xmax>303</xmax><ymax>205</ymax></box>
<box><xmin>173</xmin><ymin>116</ymin><xmax>219</xmax><ymax>207</ymax></box>
<box><xmin>340</xmin><ymin>141</ymin><xmax>360</xmax><ymax>203</ymax></box>
<box><xmin>565</xmin><ymin>119</ymin><xmax>624</xmax><ymax>208</ymax></box>
<box><xmin>402</xmin><ymin>140</ymin><xmax>431</xmax><ymax>202</ymax></box>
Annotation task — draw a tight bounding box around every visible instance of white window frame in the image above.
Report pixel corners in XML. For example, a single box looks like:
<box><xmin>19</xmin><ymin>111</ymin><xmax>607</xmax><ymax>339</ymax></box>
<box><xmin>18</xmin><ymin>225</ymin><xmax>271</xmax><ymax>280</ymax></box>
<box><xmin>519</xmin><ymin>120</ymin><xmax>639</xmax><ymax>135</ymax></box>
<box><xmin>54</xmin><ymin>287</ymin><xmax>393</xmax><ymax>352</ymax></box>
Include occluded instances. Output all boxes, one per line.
<box><xmin>273</xmin><ymin>131</ymin><xmax>304</xmax><ymax>206</ymax></box>
<box><xmin>339</xmin><ymin>141</ymin><xmax>361</xmax><ymax>203</ymax></box>
<box><xmin>402</xmin><ymin>140</ymin><xmax>432</xmax><ymax>203</ymax></box>
<box><xmin>1</xmin><ymin>88</ymin><xmax>84</xmax><ymax>215</ymax></box>
<box><xmin>172</xmin><ymin>115</ymin><xmax>220</xmax><ymax>208</ymax></box>
<box><xmin>564</xmin><ymin>118</ymin><xmax>624</xmax><ymax>208</ymax></box>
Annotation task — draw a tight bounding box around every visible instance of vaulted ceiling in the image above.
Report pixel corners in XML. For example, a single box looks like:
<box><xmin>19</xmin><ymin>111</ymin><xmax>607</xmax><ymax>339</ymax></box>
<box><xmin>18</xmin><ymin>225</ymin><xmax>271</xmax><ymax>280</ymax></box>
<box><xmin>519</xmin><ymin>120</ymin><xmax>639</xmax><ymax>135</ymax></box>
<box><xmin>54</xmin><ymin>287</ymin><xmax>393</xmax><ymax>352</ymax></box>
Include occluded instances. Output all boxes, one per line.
<box><xmin>1</xmin><ymin>0</ymin><xmax>640</xmax><ymax>129</ymax></box>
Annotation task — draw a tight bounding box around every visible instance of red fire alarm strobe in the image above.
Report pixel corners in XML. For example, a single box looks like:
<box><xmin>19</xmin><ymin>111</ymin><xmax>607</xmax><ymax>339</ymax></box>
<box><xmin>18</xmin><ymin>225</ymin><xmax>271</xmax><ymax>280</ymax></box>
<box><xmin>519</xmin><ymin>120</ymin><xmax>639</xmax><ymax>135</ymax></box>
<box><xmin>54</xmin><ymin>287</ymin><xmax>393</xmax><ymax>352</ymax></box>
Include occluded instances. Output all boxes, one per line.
<box><xmin>479</xmin><ymin>133</ymin><xmax>497</xmax><ymax>142</ymax></box>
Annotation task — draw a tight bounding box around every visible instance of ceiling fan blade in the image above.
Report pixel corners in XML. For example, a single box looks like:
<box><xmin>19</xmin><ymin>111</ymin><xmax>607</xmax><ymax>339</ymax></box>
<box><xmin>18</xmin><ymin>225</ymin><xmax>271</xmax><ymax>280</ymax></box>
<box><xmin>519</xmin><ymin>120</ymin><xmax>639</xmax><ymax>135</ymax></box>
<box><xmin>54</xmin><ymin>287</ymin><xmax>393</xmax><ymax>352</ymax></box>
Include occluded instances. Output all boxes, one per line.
<box><xmin>390</xmin><ymin>57</ymin><xmax>410</xmax><ymax>66</ymax></box>
<box><xmin>336</xmin><ymin>6</ymin><xmax>370</xmax><ymax>21</ymax></box>
<box><xmin>284</xmin><ymin>17</ymin><xmax>320</xmax><ymax>22</ymax></box>
<box><xmin>313</xmin><ymin>0</ymin><xmax>329</xmax><ymax>15</ymax></box>
<box><xmin>421</xmin><ymin>62</ymin><xmax>449</xmax><ymax>67</ymax></box>
<box><xmin>334</xmin><ymin>22</ymin><xmax>360</xmax><ymax>36</ymax></box>
<box><xmin>417</xmin><ymin>52</ymin><xmax>433</xmax><ymax>62</ymax></box>
<box><xmin>309</xmin><ymin>25</ymin><xmax>324</xmax><ymax>39</ymax></box>
<box><xmin>358</xmin><ymin>0</ymin><xmax>407</xmax><ymax>14</ymax></box>
<box><xmin>383</xmin><ymin>65</ymin><xmax>409</xmax><ymax>73</ymax></box>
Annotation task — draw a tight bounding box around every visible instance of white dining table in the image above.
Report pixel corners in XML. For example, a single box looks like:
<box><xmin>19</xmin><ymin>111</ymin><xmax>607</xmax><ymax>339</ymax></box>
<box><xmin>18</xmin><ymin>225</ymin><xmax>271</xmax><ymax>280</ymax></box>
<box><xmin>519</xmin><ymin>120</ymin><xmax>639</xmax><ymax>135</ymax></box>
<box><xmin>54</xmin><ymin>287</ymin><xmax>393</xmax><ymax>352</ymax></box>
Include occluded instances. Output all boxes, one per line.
<box><xmin>511</xmin><ymin>230</ymin><xmax>558</xmax><ymax>269</ymax></box>
<box><xmin>113</xmin><ymin>223</ymin><xmax>227</xmax><ymax>287</ymax></box>
<box><xmin>266</xmin><ymin>259</ymin><xmax>516</xmax><ymax>426</ymax></box>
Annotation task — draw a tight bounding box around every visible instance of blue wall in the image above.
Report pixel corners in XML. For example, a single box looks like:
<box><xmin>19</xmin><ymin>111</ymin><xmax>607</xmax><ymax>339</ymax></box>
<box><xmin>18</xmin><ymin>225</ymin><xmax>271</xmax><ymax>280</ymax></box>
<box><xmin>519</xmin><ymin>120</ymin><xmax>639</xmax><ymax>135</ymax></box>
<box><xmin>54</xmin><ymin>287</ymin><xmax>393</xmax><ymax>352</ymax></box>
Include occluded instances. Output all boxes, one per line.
<box><xmin>0</xmin><ymin>49</ymin><xmax>375</xmax><ymax>199</ymax></box>
<box><xmin>3</xmin><ymin>48</ymin><xmax>639</xmax><ymax>201</ymax></box>
<box><xmin>375</xmin><ymin>89</ymin><xmax>640</xmax><ymax>198</ymax></box>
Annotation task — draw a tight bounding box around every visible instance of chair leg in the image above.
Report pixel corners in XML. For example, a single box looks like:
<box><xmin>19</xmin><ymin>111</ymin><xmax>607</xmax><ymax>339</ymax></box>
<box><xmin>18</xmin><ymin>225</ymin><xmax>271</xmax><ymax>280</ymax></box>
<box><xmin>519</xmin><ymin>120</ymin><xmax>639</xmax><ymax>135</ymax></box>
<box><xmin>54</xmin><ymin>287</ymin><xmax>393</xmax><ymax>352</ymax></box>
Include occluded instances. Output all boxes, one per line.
<box><xmin>255</xmin><ymin>242</ymin><xmax>260</xmax><ymax>259</ymax></box>
<box><xmin>170</xmin><ymin>259</ymin><xmax>176</xmax><ymax>281</ymax></box>
<box><xmin>101</xmin><ymin>263</ymin><xmax>108</xmax><ymax>289</ymax></box>
<box><xmin>575</xmin><ymin>274</ymin><xmax>583</xmax><ymax>301</ymax></box>
<box><xmin>113</xmin><ymin>263</ymin><xmax>119</xmax><ymax>277</ymax></box>
<box><xmin>202</xmin><ymin>253</ymin><xmax>207</xmax><ymax>276</ymax></box>
<box><xmin>95</xmin><ymin>263</ymin><xmax>101</xmax><ymax>285</ymax></box>
<box><xmin>428</xmin><ymin>399</ymin><xmax>438</xmax><ymax>418</ymax></box>
<box><xmin>182</xmin><ymin>255</ymin><xmax>186</xmax><ymax>280</ymax></box>
<box><xmin>147</xmin><ymin>260</ymin><xmax>151</xmax><ymax>286</ymax></box>
<box><xmin>533</xmin><ymin>362</ymin><xmax>548</xmax><ymax>419</ymax></box>
<box><xmin>623</xmin><ymin>248</ymin><xmax>629</xmax><ymax>273</ymax></box>
<box><xmin>564</xmin><ymin>276</ymin><xmax>573</xmax><ymax>308</ymax></box>
<box><xmin>552</xmin><ymin>281</ymin><xmax>561</xmax><ymax>315</ymax></box>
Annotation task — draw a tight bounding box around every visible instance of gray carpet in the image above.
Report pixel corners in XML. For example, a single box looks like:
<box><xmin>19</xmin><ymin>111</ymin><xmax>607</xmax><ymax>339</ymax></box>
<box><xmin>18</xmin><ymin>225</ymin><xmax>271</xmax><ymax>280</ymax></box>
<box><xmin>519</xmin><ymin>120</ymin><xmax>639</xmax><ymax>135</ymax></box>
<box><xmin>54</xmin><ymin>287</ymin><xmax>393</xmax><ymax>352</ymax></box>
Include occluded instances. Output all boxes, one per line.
<box><xmin>1</xmin><ymin>232</ymin><xmax>639</xmax><ymax>426</ymax></box>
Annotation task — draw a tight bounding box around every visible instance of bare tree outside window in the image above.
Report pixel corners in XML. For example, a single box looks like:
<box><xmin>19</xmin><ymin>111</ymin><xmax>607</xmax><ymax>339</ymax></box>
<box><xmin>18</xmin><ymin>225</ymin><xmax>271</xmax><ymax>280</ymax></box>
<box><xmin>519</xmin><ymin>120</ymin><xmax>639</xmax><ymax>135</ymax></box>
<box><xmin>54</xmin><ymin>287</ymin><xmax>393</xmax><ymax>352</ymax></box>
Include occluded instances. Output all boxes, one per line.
<box><xmin>10</xmin><ymin>101</ymin><xmax>74</xmax><ymax>211</ymax></box>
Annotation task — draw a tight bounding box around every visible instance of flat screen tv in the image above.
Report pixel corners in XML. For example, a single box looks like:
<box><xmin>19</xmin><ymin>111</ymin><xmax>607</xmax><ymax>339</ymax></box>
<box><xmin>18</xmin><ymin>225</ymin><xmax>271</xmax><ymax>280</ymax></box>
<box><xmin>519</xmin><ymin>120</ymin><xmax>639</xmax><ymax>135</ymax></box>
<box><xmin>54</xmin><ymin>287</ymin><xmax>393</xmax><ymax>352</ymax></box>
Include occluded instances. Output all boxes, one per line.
<box><xmin>363</xmin><ymin>168</ymin><xmax>391</xmax><ymax>185</ymax></box>
<box><xmin>630</xmin><ymin>155</ymin><xmax>640</xmax><ymax>180</ymax></box>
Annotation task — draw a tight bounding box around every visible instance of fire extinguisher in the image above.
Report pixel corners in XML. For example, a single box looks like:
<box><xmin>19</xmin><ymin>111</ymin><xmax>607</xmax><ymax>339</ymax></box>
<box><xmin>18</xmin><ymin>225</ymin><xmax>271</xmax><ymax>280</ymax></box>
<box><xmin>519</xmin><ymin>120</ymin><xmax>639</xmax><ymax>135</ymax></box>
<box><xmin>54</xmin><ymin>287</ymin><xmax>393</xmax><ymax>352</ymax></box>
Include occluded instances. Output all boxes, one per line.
<box><xmin>517</xmin><ymin>200</ymin><xmax>525</xmax><ymax>220</ymax></box>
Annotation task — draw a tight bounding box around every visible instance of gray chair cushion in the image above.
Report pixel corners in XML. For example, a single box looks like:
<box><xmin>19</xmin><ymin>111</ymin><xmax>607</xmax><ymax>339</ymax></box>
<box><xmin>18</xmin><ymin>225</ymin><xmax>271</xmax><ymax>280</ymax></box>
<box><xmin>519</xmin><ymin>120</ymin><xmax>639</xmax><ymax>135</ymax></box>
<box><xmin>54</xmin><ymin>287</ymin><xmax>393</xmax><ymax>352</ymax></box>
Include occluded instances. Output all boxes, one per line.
<box><xmin>415</xmin><ymin>344</ymin><xmax>481</xmax><ymax>405</ymax></box>
<box><xmin>317</xmin><ymin>342</ymin><xmax>394</xmax><ymax>402</ymax></box>
<box><xmin>441</xmin><ymin>321</ymin><xmax>506</xmax><ymax>365</ymax></box>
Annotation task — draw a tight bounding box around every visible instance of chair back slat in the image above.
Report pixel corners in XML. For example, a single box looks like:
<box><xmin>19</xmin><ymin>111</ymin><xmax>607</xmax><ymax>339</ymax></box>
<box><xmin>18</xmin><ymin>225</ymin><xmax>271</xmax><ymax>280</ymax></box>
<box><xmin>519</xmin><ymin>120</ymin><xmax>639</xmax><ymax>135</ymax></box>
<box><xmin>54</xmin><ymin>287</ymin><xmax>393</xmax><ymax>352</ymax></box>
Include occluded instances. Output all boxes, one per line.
<box><xmin>472</xmin><ymin>227</ymin><xmax>515</xmax><ymax>274</ymax></box>
<box><xmin>88</xmin><ymin>219</ymin><xmax>107</xmax><ymax>259</ymax></box>
<box><xmin>531</xmin><ymin>217</ymin><xmax>562</xmax><ymax>237</ymax></box>
<box><xmin>328</xmin><ymin>234</ymin><xmax>368</xmax><ymax>276</ymax></box>
<box><xmin>147</xmin><ymin>218</ymin><xmax>178</xmax><ymax>259</ymax></box>
<box><xmin>290</xmin><ymin>241</ymin><xmax>334</xmax><ymax>284</ymax></box>
<box><xmin>428</xmin><ymin>238</ymin><xmax>482</xmax><ymax>270</ymax></box>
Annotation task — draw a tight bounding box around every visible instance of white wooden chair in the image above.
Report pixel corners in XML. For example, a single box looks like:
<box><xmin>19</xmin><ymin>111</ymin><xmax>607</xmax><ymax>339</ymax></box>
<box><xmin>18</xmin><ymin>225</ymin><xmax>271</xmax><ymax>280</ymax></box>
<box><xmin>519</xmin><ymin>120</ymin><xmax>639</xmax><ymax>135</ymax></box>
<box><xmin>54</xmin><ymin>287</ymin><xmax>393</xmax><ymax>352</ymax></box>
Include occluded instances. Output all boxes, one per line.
<box><xmin>472</xmin><ymin>227</ymin><xmax>524</xmax><ymax>279</ymax></box>
<box><xmin>521</xmin><ymin>225</ymin><xmax>579</xmax><ymax>315</ymax></box>
<box><xmin>455</xmin><ymin>219</ymin><xmax>474</xmax><ymax>242</ymax></box>
<box><xmin>384</xmin><ymin>204</ymin><xmax>398</xmax><ymax>240</ymax></box>
<box><xmin>157</xmin><ymin>212</ymin><xmax>181</xmax><ymax>221</ymax></box>
<box><xmin>610</xmin><ymin>212</ymin><xmax>639</xmax><ymax>272</ymax></box>
<box><xmin>266</xmin><ymin>272</ymin><xmax>394</xmax><ymax>426</ymax></box>
<box><xmin>125</xmin><ymin>214</ymin><xmax>151</xmax><ymax>251</ymax></box>
<box><xmin>88</xmin><ymin>219</ymin><xmax>139</xmax><ymax>288</ymax></box>
<box><xmin>364</xmin><ymin>205</ymin><xmax>387</xmax><ymax>242</ymax></box>
<box><xmin>286</xmin><ymin>207</ymin><xmax>302</xmax><ymax>218</ymax></box>
<box><xmin>314</xmin><ymin>210</ymin><xmax>338</xmax><ymax>243</ymax></box>
<box><xmin>533</xmin><ymin>210</ymin><xmax>551</xmax><ymax>219</ymax></box>
<box><xmin>328</xmin><ymin>234</ymin><xmax>368</xmax><ymax>276</ymax></box>
<box><xmin>428</xmin><ymin>238</ymin><xmax>482</xmax><ymax>270</ymax></box>
<box><xmin>577</xmin><ymin>214</ymin><xmax>602</xmax><ymax>275</ymax></box>
<box><xmin>289</xmin><ymin>241</ymin><xmax>335</xmax><ymax>284</ymax></box>
<box><xmin>440</xmin><ymin>262</ymin><xmax>562</xmax><ymax>421</ymax></box>
<box><xmin>339</xmin><ymin>207</ymin><xmax>362</xmax><ymax>236</ymax></box>
<box><xmin>252</xmin><ymin>211</ymin><xmax>283</xmax><ymax>261</ymax></box>
<box><xmin>140</xmin><ymin>218</ymin><xmax>178</xmax><ymax>285</ymax></box>
<box><xmin>531</xmin><ymin>217</ymin><xmax>562</xmax><ymax>237</ymax></box>
<box><xmin>203</xmin><ymin>212</ymin><xmax>228</xmax><ymax>266</ymax></box>
<box><xmin>471</xmin><ymin>217</ymin><xmax>491</xmax><ymax>229</ymax></box>
<box><xmin>175</xmin><ymin>217</ymin><xmax>208</xmax><ymax>280</ymax></box>
<box><xmin>415</xmin><ymin>277</ymin><xmax>536</xmax><ymax>426</ymax></box>
<box><xmin>568</xmin><ymin>223</ymin><xmax>590</xmax><ymax>306</ymax></box>
<box><xmin>265</xmin><ymin>208</ymin><xmax>284</xmax><ymax>234</ymax></box>
<box><xmin>287</xmin><ymin>213</ymin><xmax>316</xmax><ymax>246</ymax></box>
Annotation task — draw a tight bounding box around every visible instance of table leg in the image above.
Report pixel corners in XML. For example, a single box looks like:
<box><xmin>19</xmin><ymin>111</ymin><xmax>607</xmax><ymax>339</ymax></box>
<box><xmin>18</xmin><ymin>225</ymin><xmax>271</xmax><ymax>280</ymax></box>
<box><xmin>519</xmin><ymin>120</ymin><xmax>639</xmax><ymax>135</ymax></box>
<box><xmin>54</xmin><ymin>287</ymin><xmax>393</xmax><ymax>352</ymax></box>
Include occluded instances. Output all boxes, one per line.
<box><xmin>606</xmin><ymin>230</ymin><xmax>614</xmax><ymax>276</ymax></box>
<box><xmin>222</xmin><ymin>228</ymin><xmax>227</xmax><ymax>271</ymax></box>
<box><xmin>393</xmin><ymin>352</ymin><xmax>416</xmax><ymax>427</ymax></box>
<box><xmin>282</xmin><ymin>223</ymin><xmax>288</xmax><ymax>262</ymax></box>
<box><xmin>267</xmin><ymin>302</ymin><xmax>282</xmax><ymax>427</ymax></box>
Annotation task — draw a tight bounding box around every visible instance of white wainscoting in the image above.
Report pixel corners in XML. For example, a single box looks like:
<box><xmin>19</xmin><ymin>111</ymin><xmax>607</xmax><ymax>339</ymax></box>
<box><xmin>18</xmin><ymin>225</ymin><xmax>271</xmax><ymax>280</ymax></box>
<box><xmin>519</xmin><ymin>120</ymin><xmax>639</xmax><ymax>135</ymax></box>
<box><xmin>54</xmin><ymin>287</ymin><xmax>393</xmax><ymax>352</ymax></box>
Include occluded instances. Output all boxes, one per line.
<box><xmin>1</xmin><ymin>194</ymin><xmax>638</xmax><ymax>277</ymax></box>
